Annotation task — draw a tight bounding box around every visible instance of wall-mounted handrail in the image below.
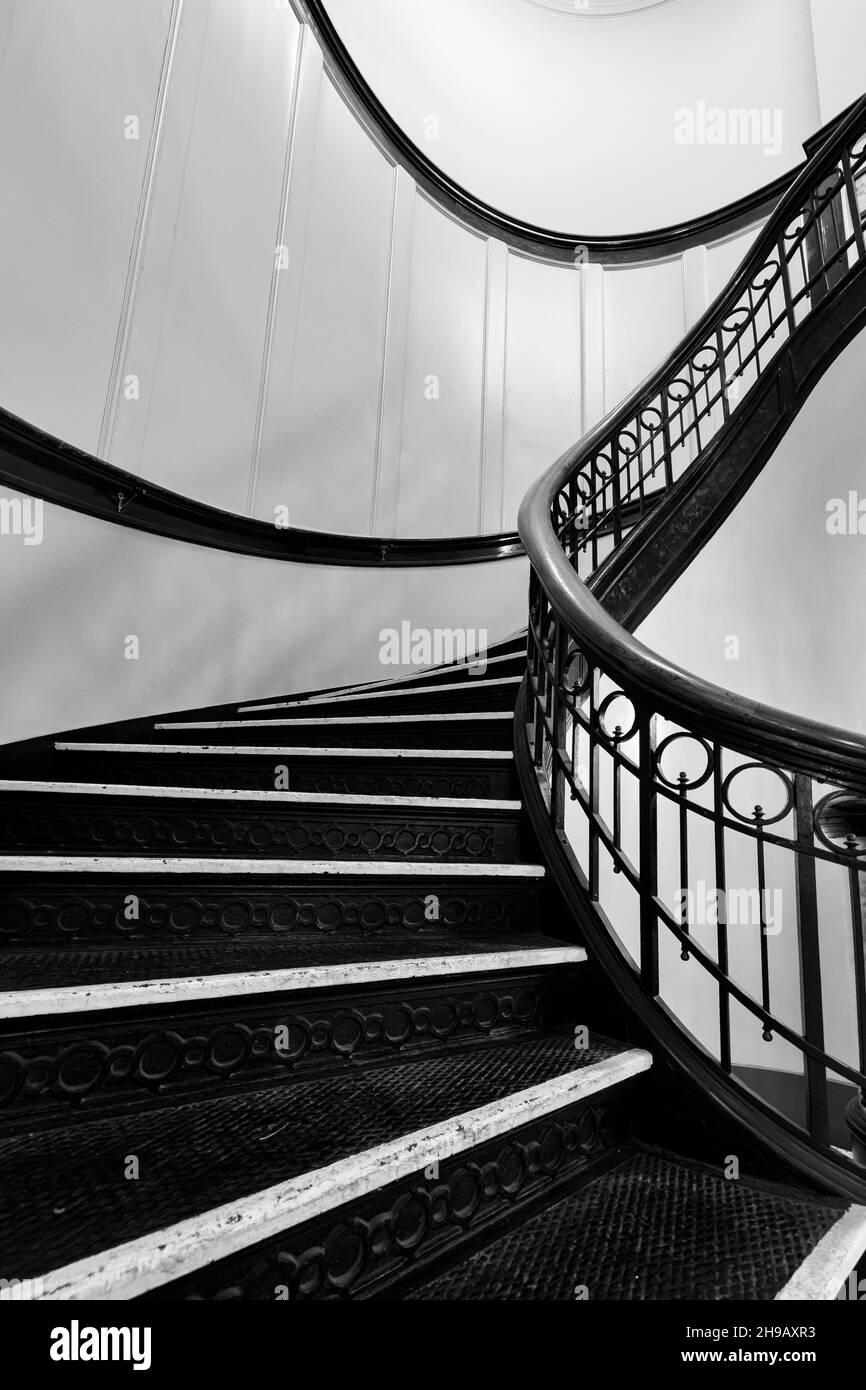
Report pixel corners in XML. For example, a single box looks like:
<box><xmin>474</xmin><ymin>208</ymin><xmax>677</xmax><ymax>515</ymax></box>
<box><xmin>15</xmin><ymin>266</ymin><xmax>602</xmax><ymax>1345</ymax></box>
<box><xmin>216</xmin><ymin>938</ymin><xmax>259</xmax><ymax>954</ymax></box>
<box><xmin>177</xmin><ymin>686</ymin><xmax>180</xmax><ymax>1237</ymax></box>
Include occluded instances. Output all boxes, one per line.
<box><xmin>0</xmin><ymin>407</ymin><xmax>522</xmax><ymax>568</ymax></box>
<box><xmin>303</xmin><ymin>0</ymin><xmax>839</xmax><ymax>265</ymax></box>
<box><xmin>518</xmin><ymin>92</ymin><xmax>866</xmax><ymax>1193</ymax></box>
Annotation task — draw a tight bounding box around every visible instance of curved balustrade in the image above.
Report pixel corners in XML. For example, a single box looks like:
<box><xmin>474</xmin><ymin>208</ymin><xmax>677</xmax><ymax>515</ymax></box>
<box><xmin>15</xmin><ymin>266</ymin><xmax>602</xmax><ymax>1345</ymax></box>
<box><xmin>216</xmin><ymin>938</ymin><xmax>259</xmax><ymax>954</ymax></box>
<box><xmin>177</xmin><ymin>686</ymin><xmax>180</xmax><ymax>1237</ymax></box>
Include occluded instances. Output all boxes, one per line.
<box><xmin>518</xmin><ymin>94</ymin><xmax>866</xmax><ymax>1195</ymax></box>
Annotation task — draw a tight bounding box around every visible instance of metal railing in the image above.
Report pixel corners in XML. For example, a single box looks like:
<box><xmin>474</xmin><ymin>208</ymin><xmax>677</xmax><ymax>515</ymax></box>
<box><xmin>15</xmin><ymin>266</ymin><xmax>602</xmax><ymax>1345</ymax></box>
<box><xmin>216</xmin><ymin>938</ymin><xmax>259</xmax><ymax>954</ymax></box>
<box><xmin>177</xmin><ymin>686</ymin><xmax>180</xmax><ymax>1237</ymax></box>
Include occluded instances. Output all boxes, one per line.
<box><xmin>518</xmin><ymin>95</ymin><xmax>866</xmax><ymax>1191</ymax></box>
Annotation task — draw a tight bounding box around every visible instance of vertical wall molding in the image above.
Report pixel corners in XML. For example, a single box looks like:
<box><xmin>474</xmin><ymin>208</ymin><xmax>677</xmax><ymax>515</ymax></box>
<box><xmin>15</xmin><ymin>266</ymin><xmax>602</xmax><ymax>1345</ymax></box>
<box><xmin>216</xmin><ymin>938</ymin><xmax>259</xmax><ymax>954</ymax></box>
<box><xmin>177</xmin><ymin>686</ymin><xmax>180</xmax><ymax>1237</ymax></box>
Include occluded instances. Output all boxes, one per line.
<box><xmin>247</xmin><ymin>25</ymin><xmax>323</xmax><ymax>520</ymax></box>
<box><xmin>246</xmin><ymin>19</ymin><xmax>307</xmax><ymax>517</ymax></box>
<box><xmin>581</xmin><ymin>263</ymin><xmax>605</xmax><ymax>434</ymax></box>
<box><xmin>681</xmin><ymin>245</ymin><xmax>709</xmax><ymax>327</ymax></box>
<box><xmin>97</xmin><ymin>0</ymin><xmax>184</xmax><ymax>463</ymax></box>
<box><xmin>479</xmin><ymin>239</ymin><xmax>508</xmax><ymax>533</ymax></box>
<box><xmin>371</xmin><ymin>167</ymin><xmax>416</xmax><ymax>537</ymax></box>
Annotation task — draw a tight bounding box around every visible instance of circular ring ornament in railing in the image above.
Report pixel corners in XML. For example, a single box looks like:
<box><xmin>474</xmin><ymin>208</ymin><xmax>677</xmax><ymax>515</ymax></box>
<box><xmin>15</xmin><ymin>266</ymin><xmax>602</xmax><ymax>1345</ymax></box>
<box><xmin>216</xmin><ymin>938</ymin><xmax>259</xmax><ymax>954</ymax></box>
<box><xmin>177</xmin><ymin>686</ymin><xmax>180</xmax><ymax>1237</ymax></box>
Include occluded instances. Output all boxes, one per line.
<box><xmin>665</xmin><ymin>376</ymin><xmax>692</xmax><ymax>406</ymax></box>
<box><xmin>617</xmin><ymin>428</ymin><xmax>639</xmax><ymax>458</ymax></box>
<box><xmin>750</xmin><ymin>260</ymin><xmax>782</xmax><ymax>295</ymax></box>
<box><xmin>812</xmin><ymin>791</ymin><xmax>866</xmax><ymax>859</ymax></box>
<box><xmin>721</xmin><ymin>762</ymin><xmax>794</xmax><ymax>827</ymax></box>
<box><xmin>596</xmin><ymin>689</ymin><xmax>639</xmax><ymax>744</ymax></box>
<box><xmin>689</xmin><ymin>344</ymin><xmax>720</xmax><ymax>376</ymax></box>
<box><xmin>638</xmin><ymin>404</ymin><xmax>664</xmax><ymax>433</ymax></box>
<box><xmin>654</xmin><ymin>731</ymin><xmax>714</xmax><ymax>791</ymax></box>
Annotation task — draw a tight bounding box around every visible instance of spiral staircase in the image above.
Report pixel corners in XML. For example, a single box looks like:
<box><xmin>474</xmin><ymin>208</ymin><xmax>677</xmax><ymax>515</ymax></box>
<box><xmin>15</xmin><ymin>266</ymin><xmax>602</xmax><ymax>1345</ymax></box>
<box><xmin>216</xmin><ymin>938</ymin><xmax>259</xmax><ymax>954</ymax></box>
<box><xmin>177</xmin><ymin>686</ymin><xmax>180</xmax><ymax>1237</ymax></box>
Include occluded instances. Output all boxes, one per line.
<box><xmin>4</xmin><ymin>52</ymin><xmax>866</xmax><ymax>1307</ymax></box>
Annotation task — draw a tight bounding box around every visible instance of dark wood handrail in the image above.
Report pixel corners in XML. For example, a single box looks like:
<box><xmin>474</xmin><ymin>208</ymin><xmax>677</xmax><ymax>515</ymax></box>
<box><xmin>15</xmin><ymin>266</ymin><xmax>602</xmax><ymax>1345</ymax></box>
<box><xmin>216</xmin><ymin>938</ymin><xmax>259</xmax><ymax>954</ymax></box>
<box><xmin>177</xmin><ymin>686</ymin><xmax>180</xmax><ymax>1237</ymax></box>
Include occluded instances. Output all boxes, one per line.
<box><xmin>303</xmin><ymin>0</ymin><xmax>837</xmax><ymax>264</ymax></box>
<box><xmin>0</xmin><ymin>407</ymin><xmax>522</xmax><ymax>568</ymax></box>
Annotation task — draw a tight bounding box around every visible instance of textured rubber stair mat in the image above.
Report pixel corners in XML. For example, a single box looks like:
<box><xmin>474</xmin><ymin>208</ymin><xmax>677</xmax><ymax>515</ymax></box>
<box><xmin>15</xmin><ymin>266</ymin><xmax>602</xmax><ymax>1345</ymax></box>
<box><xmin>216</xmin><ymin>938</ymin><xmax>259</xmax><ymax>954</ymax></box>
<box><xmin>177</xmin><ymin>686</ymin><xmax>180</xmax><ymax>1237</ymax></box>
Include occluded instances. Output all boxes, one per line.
<box><xmin>0</xmin><ymin>932</ymin><xmax>581</xmax><ymax>990</ymax></box>
<box><xmin>0</xmin><ymin>1033</ymin><xmax>628</xmax><ymax>1275</ymax></box>
<box><xmin>402</xmin><ymin>1147</ymin><xmax>849</xmax><ymax>1301</ymax></box>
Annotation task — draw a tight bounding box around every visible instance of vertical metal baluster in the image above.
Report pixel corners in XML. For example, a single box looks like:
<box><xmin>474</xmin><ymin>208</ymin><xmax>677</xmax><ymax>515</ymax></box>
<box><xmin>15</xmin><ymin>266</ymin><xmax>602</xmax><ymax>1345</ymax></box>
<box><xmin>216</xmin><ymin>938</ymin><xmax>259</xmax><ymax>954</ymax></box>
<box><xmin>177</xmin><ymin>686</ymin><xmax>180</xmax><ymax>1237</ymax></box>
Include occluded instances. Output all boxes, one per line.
<box><xmin>793</xmin><ymin>774</ymin><xmax>830</xmax><ymax>1148</ymax></box>
<box><xmin>588</xmin><ymin>668</ymin><xmax>600</xmax><ymax>903</ymax></box>
<box><xmin>550</xmin><ymin>618</ymin><xmax>566</xmax><ymax>831</ymax></box>
<box><xmin>847</xmin><ymin>844</ymin><xmax>866</xmax><ymax>1077</ymax></box>
<box><xmin>611</xmin><ymin>437</ymin><xmax>623</xmax><ymax>549</ymax></box>
<box><xmin>662</xmin><ymin>386</ymin><xmax>675</xmax><ymax>492</ymax></box>
<box><xmin>777</xmin><ymin>233</ymin><xmax>798</xmax><ymax>337</ymax></box>
<box><xmin>612</xmin><ymin>727</ymin><xmax>622</xmax><ymax>862</ymax></box>
<box><xmin>717</xmin><ymin>327</ymin><xmax>731</xmax><ymax>424</ymax></box>
<box><xmin>678</xmin><ymin>771</ymin><xmax>690</xmax><ymax>961</ymax></box>
<box><xmin>754</xmin><ymin>804</ymin><xmax>773</xmax><ymax>1038</ymax></box>
<box><xmin>638</xmin><ymin>706</ymin><xmax>659</xmax><ymax>996</ymax></box>
<box><xmin>713</xmin><ymin>747</ymin><xmax>732</xmax><ymax>1074</ymax></box>
<box><xmin>841</xmin><ymin>148</ymin><xmax>866</xmax><ymax>263</ymax></box>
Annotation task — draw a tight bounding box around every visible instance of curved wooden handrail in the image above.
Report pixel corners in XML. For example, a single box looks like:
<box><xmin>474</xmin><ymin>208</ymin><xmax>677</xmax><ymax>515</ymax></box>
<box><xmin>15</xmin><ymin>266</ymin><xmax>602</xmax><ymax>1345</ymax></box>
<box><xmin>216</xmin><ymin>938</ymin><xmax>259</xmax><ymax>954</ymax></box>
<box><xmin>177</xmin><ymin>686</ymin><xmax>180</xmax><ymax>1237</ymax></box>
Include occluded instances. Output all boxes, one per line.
<box><xmin>0</xmin><ymin>407</ymin><xmax>522</xmax><ymax>568</ymax></box>
<box><xmin>304</xmin><ymin>0</ymin><xmax>826</xmax><ymax>264</ymax></box>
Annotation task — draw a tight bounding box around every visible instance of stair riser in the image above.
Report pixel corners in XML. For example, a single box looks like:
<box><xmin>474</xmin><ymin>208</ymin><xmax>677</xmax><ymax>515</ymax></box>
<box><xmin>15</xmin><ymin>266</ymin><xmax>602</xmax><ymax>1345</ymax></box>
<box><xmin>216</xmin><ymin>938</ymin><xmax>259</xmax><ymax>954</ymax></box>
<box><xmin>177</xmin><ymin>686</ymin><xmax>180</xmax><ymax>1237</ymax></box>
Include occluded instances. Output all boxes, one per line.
<box><xmin>0</xmin><ymin>968</ymin><xmax>581</xmax><ymax>1130</ymax></box>
<box><xmin>142</xmin><ymin>1089</ymin><xmax>632</xmax><ymax>1302</ymax></box>
<box><xmin>0</xmin><ymin>799</ymin><xmax>520</xmax><ymax>864</ymax></box>
<box><xmin>22</xmin><ymin>753</ymin><xmax>518</xmax><ymax>800</ymax></box>
<box><xmin>148</xmin><ymin>720</ymin><xmax>513</xmax><ymax>750</ymax></box>
<box><xmin>0</xmin><ymin>878</ymin><xmax>543</xmax><ymax>947</ymax></box>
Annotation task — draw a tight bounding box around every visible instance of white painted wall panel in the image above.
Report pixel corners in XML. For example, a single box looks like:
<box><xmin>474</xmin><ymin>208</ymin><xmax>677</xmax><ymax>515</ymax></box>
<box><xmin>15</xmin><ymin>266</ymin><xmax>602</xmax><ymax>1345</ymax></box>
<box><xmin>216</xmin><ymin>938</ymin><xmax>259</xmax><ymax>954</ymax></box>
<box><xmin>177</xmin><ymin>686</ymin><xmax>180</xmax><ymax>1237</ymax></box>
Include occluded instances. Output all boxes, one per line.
<box><xmin>602</xmin><ymin>258</ymin><xmax>687</xmax><ymax>413</ymax></box>
<box><xmin>109</xmin><ymin>0</ymin><xmax>298</xmax><ymax>514</ymax></box>
<box><xmin>396</xmin><ymin>197</ymin><xmax>486</xmax><ymax>536</ymax></box>
<box><xmin>254</xmin><ymin>75</ymin><xmax>394</xmax><ymax>535</ymax></box>
<box><xmin>0</xmin><ymin>0</ymin><xmax>171</xmax><ymax>452</ymax></box>
<box><xmin>502</xmin><ymin>254</ymin><xmax>581</xmax><ymax>529</ymax></box>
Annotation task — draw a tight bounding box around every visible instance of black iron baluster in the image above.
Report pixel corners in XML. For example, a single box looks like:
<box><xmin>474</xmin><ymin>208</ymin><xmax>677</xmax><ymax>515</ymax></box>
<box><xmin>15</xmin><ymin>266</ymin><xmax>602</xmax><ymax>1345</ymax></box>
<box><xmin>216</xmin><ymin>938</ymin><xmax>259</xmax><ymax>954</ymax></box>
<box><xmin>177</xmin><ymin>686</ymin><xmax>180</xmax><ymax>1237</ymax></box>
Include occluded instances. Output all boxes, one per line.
<box><xmin>793</xmin><ymin>774</ymin><xmax>830</xmax><ymax>1148</ymax></box>
<box><xmin>638</xmin><ymin>707</ymin><xmax>659</xmax><ymax>996</ymax></box>
<box><xmin>754</xmin><ymin>804</ymin><xmax>773</xmax><ymax>1039</ymax></box>
<box><xmin>847</xmin><ymin>841</ymin><xmax>866</xmax><ymax>1078</ymax></box>
<box><xmin>713</xmin><ymin>747</ymin><xmax>732</xmax><ymax>1074</ymax></box>
<box><xmin>677</xmin><ymin>770</ymin><xmax>690</xmax><ymax>961</ymax></box>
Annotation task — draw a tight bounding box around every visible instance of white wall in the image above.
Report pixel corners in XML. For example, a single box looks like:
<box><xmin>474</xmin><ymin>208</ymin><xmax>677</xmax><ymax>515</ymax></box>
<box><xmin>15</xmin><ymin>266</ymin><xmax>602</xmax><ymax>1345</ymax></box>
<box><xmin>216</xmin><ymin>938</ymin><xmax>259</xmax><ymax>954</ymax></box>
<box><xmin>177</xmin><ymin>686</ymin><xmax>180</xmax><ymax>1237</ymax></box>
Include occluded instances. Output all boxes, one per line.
<box><xmin>809</xmin><ymin>0</ymin><xmax>866</xmax><ymax>123</ymax></box>
<box><xmin>0</xmin><ymin>0</ymin><xmax>779</xmax><ymax>542</ymax></box>
<box><xmin>0</xmin><ymin>491</ymin><xmax>528</xmax><ymax>744</ymax></box>
<box><xmin>327</xmin><ymin>0</ymin><xmax>822</xmax><ymax>232</ymax></box>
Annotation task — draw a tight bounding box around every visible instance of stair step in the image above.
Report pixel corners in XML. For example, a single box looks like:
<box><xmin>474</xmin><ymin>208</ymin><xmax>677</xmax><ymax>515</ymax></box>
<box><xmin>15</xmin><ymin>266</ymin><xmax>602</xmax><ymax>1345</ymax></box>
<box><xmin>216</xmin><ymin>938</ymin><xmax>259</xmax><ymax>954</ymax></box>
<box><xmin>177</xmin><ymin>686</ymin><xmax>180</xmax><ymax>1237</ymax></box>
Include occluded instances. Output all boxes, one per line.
<box><xmin>0</xmin><ymin>931</ymin><xmax>573</xmax><ymax>988</ymax></box>
<box><xmin>0</xmin><ymin>1034</ymin><xmax>649</xmax><ymax>1297</ymax></box>
<box><xmin>0</xmin><ymin>784</ymin><xmax>522</xmax><ymax>863</ymax></box>
<box><xmin>399</xmin><ymin>1147</ymin><xmax>866</xmax><ymax>1301</ymax></box>
<box><xmin>150</xmin><ymin>713</ymin><xmax>514</xmax><ymax>750</ymax></box>
<box><xmin>46</xmin><ymin>746</ymin><xmax>517</xmax><ymax>798</ymax></box>
<box><xmin>0</xmin><ymin>940</ymin><xmax>585</xmax><ymax>1014</ymax></box>
<box><xmin>0</xmin><ymin>942</ymin><xmax>587</xmax><ymax>1126</ymax></box>
<box><xmin>235</xmin><ymin>676</ymin><xmax>522</xmax><ymax>718</ymax></box>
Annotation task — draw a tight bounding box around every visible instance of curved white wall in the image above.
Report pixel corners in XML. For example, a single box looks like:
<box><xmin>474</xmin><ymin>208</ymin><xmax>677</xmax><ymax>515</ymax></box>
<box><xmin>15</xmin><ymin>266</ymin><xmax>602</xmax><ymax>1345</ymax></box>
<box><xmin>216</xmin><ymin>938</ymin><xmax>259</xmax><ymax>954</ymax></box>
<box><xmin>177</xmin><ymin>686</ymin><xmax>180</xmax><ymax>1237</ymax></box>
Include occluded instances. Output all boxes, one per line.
<box><xmin>0</xmin><ymin>0</ymin><xmax>767</xmax><ymax>539</ymax></box>
<box><xmin>0</xmin><ymin>489</ymin><xmax>528</xmax><ymax>745</ymax></box>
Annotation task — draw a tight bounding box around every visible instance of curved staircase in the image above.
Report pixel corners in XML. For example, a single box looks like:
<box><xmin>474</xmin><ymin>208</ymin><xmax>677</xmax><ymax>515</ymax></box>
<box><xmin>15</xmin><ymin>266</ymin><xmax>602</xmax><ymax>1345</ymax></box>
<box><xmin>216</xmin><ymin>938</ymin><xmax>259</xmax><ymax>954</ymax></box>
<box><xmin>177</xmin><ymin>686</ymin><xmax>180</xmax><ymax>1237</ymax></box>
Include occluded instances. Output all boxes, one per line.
<box><xmin>0</xmin><ymin>632</ymin><xmax>863</xmax><ymax>1301</ymax></box>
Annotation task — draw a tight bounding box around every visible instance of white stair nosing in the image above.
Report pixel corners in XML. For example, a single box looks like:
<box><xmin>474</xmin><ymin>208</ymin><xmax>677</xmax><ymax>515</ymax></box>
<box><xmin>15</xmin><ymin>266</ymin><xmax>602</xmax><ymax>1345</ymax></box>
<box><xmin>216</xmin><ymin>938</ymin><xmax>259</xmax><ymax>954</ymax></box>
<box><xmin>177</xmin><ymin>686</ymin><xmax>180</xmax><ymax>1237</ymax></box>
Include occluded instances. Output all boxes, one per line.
<box><xmin>154</xmin><ymin>712</ymin><xmax>512</xmax><ymax>730</ymax></box>
<box><xmin>775</xmin><ymin>1204</ymin><xmax>866</xmax><ymax>1300</ymax></box>
<box><xmin>0</xmin><ymin>780</ymin><xmax>520</xmax><ymax>813</ymax></box>
<box><xmin>0</xmin><ymin>946</ymin><xmax>587</xmax><ymax>1019</ymax></box>
<box><xmin>55</xmin><ymin>743</ymin><xmax>514</xmax><ymax>761</ymax></box>
<box><xmin>239</xmin><ymin>676</ymin><xmax>521</xmax><ymax>714</ymax></box>
<box><xmin>0</xmin><ymin>855</ymin><xmax>545</xmax><ymax>877</ymax></box>
<box><xmin>34</xmin><ymin>1047</ymin><xmax>652</xmax><ymax>1300</ymax></box>
<box><xmin>286</xmin><ymin>650</ymin><xmax>524</xmax><ymax>704</ymax></box>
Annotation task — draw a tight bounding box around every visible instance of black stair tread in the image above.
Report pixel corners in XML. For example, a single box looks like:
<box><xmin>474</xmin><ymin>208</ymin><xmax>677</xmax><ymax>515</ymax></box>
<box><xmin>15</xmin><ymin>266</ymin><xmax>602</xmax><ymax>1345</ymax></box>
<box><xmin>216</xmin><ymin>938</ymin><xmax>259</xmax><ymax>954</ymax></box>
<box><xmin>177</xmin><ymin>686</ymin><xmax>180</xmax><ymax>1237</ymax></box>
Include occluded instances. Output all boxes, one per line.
<box><xmin>0</xmin><ymin>932</ymin><xmax>581</xmax><ymax>991</ymax></box>
<box><xmin>402</xmin><ymin>1146</ymin><xmax>850</xmax><ymax>1301</ymax></box>
<box><xmin>0</xmin><ymin>1032</ymin><xmax>630</xmax><ymax>1276</ymax></box>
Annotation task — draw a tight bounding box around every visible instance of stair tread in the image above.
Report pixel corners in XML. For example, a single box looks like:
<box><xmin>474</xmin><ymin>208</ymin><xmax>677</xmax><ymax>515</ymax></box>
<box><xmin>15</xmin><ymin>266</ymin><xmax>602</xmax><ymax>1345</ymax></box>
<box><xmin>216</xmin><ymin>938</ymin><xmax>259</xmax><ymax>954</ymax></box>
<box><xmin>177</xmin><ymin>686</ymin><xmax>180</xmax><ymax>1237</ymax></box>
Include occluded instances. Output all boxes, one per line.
<box><xmin>402</xmin><ymin>1146</ymin><xmax>854</xmax><ymax>1301</ymax></box>
<box><xmin>0</xmin><ymin>931</ymin><xmax>583</xmax><ymax>992</ymax></box>
<box><xmin>0</xmin><ymin>1032</ymin><xmax>637</xmax><ymax>1279</ymax></box>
